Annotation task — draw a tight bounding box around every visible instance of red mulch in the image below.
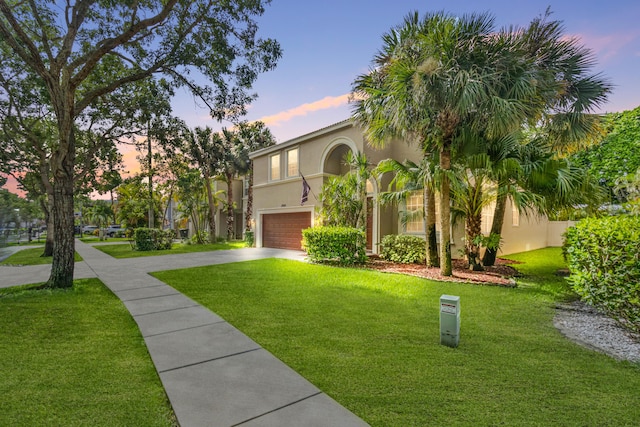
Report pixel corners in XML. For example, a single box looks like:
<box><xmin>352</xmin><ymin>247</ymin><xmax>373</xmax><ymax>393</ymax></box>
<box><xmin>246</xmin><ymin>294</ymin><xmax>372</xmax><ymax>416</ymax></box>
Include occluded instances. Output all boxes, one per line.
<box><xmin>365</xmin><ymin>256</ymin><xmax>520</xmax><ymax>286</ymax></box>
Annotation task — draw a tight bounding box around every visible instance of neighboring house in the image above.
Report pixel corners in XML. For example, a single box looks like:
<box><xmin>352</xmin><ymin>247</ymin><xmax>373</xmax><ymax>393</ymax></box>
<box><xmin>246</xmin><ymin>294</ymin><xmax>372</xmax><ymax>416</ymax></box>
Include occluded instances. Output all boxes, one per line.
<box><xmin>249</xmin><ymin>119</ymin><xmax>568</xmax><ymax>256</ymax></box>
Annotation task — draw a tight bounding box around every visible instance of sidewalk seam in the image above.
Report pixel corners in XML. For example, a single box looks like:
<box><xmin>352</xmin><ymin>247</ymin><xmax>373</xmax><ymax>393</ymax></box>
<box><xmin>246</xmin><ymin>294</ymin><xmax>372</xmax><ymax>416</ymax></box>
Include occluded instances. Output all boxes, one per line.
<box><xmin>231</xmin><ymin>391</ymin><xmax>324</xmax><ymax>426</ymax></box>
<box><xmin>158</xmin><ymin>347</ymin><xmax>261</xmax><ymax>373</ymax></box>
<box><xmin>142</xmin><ymin>320</ymin><xmax>227</xmax><ymax>338</ymax></box>
<box><xmin>118</xmin><ymin>291</ymin><xmax>180</xmax><ymax>302</ymax></box>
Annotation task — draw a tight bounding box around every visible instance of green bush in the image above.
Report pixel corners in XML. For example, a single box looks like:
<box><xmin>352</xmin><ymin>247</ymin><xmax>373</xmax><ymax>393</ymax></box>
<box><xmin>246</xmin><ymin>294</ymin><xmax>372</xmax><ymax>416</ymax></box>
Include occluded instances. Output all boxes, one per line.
<box><xmin>244</xmin><ymin>230</ymin><xmax>254</xmax><ymax>247</ymax></box>
<box><xmin>563</xmin><ymin>215</ymin><xmax>640</xmax><ymax>332</ymax></box>
<box><xmin>302</xmin><ymin>226</ymin><xmax>366</xmax><ymax>266</ymax></box>
<box><xmin>380</xmin><ymin>234</ymin><xmax>425</xmax><ymax>264</ymax></box>
<box><xmin>133</xmin><ymin>228</ymin><xmax>175</xmax><ymax>251</ymax></box>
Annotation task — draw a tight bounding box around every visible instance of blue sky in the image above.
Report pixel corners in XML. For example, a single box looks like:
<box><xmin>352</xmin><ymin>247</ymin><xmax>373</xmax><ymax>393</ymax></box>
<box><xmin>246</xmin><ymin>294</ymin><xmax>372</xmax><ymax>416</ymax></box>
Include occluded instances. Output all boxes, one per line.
<box><xmin>173</xmin><ymin>0</ymin><xmax>640</xmax><ymax>143</ymax></box>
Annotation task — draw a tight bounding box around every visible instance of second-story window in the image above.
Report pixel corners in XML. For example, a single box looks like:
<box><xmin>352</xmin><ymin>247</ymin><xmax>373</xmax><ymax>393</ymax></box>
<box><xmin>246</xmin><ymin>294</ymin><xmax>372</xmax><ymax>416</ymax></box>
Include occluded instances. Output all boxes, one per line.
<box><xmin>270</xmin><ymin>153</ymin><xmax>281</xmax><ymax>181</ymax></box>
<box><xmin>286</xmin><ymin>148</ymin><xmax>299</xmax><ymax>177</ymax></box>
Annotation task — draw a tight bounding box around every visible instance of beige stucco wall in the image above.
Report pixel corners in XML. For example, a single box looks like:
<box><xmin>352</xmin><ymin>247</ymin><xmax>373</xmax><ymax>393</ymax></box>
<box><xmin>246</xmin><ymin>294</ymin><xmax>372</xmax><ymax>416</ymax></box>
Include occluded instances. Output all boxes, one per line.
<box><xmin>250</xmin><ymin>120</ymin><xmax>561</xmax><ymax>257</ymax></box>
<box><xmin>496</xmin><ymin>199</ymin><xmax>549</xmax><ymax>255</ymax></box>
<box><xmin>546</xmin><ymin>221</ymin><xmax>577</xmax><ymax>247</ymax></box>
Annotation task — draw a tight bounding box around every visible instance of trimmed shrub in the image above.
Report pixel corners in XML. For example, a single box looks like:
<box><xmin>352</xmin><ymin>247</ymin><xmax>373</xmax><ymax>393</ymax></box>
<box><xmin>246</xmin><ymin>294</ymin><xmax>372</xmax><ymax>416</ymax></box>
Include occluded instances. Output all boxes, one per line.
<box><xmin>563</xmin><ymin>215</ymin><xmax>640</xmax><ymax>332</ymax></box>
<box><xmin>380</xmin><ymin>234</ymin><xmax>426</xmax><ymax>264</ymax></box>
<box><xmin>133</xmin><ymin>228</ymin><xmax>175</xmax><ymax>251</ymax></box>
<box><xmin>244</xmin><ymin>230</ymin><xmax>255</xmax><ymax>247</ymax></box>
<box><xmin>302</xmin><ymin>226</ymin><xmax>366</xmax><ymax>266</ymax></box>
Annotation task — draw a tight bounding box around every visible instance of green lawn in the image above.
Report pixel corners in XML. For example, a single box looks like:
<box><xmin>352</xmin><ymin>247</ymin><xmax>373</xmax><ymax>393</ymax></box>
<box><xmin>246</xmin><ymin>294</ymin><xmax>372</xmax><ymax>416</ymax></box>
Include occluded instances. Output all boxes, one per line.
<box><xmin>79</xmin><ymin>236</ymin><xmax>130</xmax><ymax>243</ymax></box>
<box><xmin>0</xmin><ymin>279</ymin><xmax>176</xmax><ymax>426</ymax></box>
<box><xmin>0</xmin><ymin>247</ymin><xmax>82</xmax><ymax>265</ymax></box>
<box><xmin>95</xmin><ymin>241</ymin><xmax>246</xmax><ymax>258</ymax></box>
<box><xmin>154</xmin><ymin>248</ymin><xmax>640</xmax><ymax>426</ymax></box>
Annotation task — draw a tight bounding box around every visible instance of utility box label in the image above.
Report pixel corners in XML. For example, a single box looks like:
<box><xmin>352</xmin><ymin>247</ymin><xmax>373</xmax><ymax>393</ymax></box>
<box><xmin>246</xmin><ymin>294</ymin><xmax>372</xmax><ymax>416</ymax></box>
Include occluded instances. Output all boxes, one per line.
<box><xmin>441</xmin><ymin>303</ymin><xmax>457</xmax><ymax>315</ymax></box>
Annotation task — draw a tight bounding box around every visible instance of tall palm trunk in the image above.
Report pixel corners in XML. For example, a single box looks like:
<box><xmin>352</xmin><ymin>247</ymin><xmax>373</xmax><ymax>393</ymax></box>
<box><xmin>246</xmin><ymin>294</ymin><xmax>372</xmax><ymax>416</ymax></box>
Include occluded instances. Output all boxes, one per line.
<box><xmin>482</xmin><ymin>191</ymin><xmax>507</xmax><ymax>266</ymax></box>
<box><xmin>465</xmin><ymin>180</ymin><xmax>484</xmax><ymax>271</ymax></box>
<box><xmin>439</xmin><ymin>145</ymin><xmax>452</xmax><ymax>276</ymax></box>
<box><xmin>204</xmin><ymin>173</ymin><xmax>217</xmax><ymax>243</ymax></box>
<box><xmin>424</xmin><ymin>186</ymin><xmax>439</xmax><ymax>267</ymax></box>
<box><xmin>245</xmin><ymin>165</ymin><xmax>253</xmax><ymax>232</ymax></box>
<box><xmin>225</xmin><ymin>172</ymin><xmax>234</xmax><ymax>240</ymax></box>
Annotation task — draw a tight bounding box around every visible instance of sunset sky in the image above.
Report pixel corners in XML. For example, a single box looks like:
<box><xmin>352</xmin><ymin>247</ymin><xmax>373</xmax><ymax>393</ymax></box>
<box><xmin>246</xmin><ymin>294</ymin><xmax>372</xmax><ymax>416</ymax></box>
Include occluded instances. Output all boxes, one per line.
<box><xmin>3</xmin><ymin>0</ymin><xmax>639</xmax><ymax>194</ymax></box>
<box><xmin>173</xmin><ymin>0</ymin><xmax>640</xmax><ymax>143</ymax></box>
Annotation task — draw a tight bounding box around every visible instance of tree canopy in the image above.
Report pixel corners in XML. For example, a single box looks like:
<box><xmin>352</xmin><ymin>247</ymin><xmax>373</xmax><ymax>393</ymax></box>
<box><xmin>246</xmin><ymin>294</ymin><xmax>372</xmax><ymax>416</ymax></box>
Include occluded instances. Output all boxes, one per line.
<box><xmin>0</xmin><ymin>0</ymin><xmax>281</xmax><ymax>287</ymax></box>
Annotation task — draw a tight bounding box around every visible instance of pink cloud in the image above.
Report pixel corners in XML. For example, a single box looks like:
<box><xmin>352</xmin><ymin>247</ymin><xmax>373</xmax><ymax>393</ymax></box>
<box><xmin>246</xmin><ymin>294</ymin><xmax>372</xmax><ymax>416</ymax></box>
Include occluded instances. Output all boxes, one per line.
<box><xmin>258</xmin><ymin>94</ymin><xmax>351</xmax><ymax>127</ymax></box>
<box><xmin>572</xmin><ymin>29</ymin><xmax>640</xmax><ymax>62</ymax></box>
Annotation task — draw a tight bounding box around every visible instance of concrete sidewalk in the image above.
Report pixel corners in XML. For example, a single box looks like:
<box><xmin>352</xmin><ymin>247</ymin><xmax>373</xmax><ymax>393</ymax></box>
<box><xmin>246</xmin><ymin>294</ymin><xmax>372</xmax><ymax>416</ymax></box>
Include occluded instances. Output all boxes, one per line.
<box><xmin>2</xmin><ymin>240</ymin><xmax>368</xmax><ymax>427</ymax></box>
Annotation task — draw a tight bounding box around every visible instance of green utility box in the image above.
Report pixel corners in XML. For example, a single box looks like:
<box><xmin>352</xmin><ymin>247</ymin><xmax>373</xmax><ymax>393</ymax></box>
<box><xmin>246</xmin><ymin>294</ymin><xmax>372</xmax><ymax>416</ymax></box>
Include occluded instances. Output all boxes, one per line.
<box><xmin>440</xmin><ymin>295</ymin><xmax>460</xmax><ymax>348</ymax></box>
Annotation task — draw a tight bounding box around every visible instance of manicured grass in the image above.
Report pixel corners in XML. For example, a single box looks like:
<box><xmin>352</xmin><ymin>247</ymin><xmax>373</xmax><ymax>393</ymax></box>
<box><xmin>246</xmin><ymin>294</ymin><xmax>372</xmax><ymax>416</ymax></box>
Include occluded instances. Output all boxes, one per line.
<box><xmin>0</xmin><ymin>247</ymin><xmax>82</xmax><ymax>265</ymax></box>
<box><xmin>503</xmin><ymin>247</ymin><xmax>576</xmax><ymax>300</ymax></box>
<box><xmin>96</xmin><ymin>241</ymin><xmax>246</xmax><ymax>258</ymax></box>
<box><xmin>0</xmin><ymin>279</ymin><xmax>175</xmax><ymax>426</ymax></box>
<box><xmin>79</xmin><ymin>236</ymin><xmax>130</xmax><ymax>243</ymax></box>
<box><xmin>154</xmin><ymin>248</ymin><xmax>640</xmax><ymax>426</ymax></box>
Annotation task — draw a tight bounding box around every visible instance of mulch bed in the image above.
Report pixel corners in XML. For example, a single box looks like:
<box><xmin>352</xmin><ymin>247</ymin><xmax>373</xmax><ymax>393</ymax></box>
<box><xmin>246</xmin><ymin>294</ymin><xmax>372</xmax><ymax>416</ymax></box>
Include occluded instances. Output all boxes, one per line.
<box><xmin>365</xmin><ymin>256</ymin><xmax>521</xmax><ymax>286</ymax></box>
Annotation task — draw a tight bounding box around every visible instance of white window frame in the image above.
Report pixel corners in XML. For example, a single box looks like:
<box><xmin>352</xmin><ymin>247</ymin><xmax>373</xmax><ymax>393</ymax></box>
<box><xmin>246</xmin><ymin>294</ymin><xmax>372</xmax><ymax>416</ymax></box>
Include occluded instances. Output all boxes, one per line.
<box><xmin>512</xmin><ymin>203</ymin><xmax>520</xmax><ymax>227</ymax></box>
<box><xmin>269</xmin><ymin>153</ymin><xmax>281</xmax><ymax>181</ymax></box>
<box><xmin>405</xmin><ymin>191</ymin><xmax>424</xmax><ymax>233</ymax></box>
<box><xmin>286</xmin><ymin>147</ymin><xmax>299</xmax><ymax>178</ymax></box>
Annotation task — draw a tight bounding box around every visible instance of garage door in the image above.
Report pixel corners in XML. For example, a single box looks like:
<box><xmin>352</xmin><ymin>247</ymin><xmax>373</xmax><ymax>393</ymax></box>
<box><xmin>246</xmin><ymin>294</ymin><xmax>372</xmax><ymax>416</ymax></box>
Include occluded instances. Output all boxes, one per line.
<box><xmin>262</xmin><ymin>212</ymin><xmax>311</xmax><ymax>250</ymax></box>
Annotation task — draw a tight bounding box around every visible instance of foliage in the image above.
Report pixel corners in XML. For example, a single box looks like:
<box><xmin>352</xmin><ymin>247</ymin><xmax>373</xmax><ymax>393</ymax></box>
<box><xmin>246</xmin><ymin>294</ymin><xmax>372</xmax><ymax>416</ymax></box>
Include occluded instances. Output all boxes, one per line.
<box><xmin>174</xmin><ymin>170</ymin><xmax>215</xmax><ymax>244</ymax></box>
<box><xmin>0</xmin><ymin>0</ymin><xmax>281</xmax><ymax>288</ymax></box>
<box><xmin>375</xmin><ymin>157</ymin><xmax>439</xmax><ymax>267</ymax></box>
<box><xmin>133</xmin><ymin>228</ymin><xmax>174</xmax><ymax>252</ymax></box>
<box><xmin>614</xmin><ymin>168</ymin><xmax>640</xmax><ymax>214</ymax></box>
<box><xmin>168</xmin><ymin>119</ymin><xmax>275</xmax><ymax>243</ymax></box>
<box><xmin>0</xmin><ymin>279</ymin><xmax>175</xmax><ymax>426</ymax></box>
<box><xmin>301</xmin><ymin>226</ymin><xmax>367</xmax><ymax>265</ymax></box>
<box><xmin>379</xmin><ymin>234</ymin><xmax>426</xmax><ymax>264</ymax></box>
<box><xmin>116</xmin><ymin>176</ymin><xmax>163</xmax><ymax>229</ymax></box>
<box><xmin>571</xmin><ymin>106</ymin><xmax>640</xmax><ymax>201</ymax></box>
<box><xmin>472</xmin><ymin>232</ymin><xmax>502</xmax><ymax>252</ymax></box>
<box><xmin>352</xmin><ymin>10</ymin><xmax>611</xmax><ymax>276</ymax></box>
<box><xmin>244</xmin><ymin>230</ymin><xmax>255</xmax><ymax>247</ymax></box>
<box><xmin>317</xmin><ymin>152</ymin><xmax>371</xmax><ymax>229</ymax></box>
<box><xmin>564</xmin><ymin>216</ymin><xmax>640</xmax><ymax>332</ymax></box>
<box><xmin>318</xmin><ymin>174</ymin><xmax>362</xmax><ymax>228</ymax></box>
<box><xmin>156</xmin><ymin>251</ymin><xmax>640</xmax><ymax>427</ymax></box>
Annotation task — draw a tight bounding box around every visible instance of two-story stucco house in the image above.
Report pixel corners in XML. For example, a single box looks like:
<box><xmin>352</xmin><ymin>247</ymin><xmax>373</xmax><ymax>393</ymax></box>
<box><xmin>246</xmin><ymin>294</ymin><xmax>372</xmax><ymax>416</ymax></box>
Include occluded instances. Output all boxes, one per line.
<box><xmin>249</xmin><ymin>119</ymin><xmax>567</xmax><ymax>257</ymax></box>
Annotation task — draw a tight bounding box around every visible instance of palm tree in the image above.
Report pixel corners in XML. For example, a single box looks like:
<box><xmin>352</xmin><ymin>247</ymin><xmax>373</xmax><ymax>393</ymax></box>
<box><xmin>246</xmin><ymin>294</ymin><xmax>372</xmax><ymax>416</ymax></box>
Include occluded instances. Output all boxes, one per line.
<box><xmin>234</xmin><ymin>121</ymin><xmax>275</xmax><ymax>234</ymax></box>
<box><xmin>180</xmin><ymin>126</ymin><xmax>221</xmax><ymax>244</ymax></box>
<box><xmin>317</xmin><ymin>151</ymin><xmax>372</xmax><ymax>229</ymax></box>
<box><xmin>375</xmin><ymin>157</ymin><xmax>439</xmax><ymax>267</ymax></box>
<box><xmin>353</xmin><ymin>11</ymin><xmax>538</xmax><ymax>275</ymax></box>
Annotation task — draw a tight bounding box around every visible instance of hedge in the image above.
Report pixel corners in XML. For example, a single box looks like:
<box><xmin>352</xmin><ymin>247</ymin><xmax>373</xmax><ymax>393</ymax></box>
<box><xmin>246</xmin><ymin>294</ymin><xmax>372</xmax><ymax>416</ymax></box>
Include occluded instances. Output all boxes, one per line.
<box><xmin>563</xmin><ymin>215</ymin><xmax>640</xmax><ymax>332</ymax></box>
<box><xmin>301</xmin><ymin>226</ymin><xmax>367</xmax><ymax>266</ymax></box>
<box><xmin>380</xmin><ymin>234</ymin><xmax>426</xmax><ymax>264</ymax></box>
<box><xmin>133</xmin><ymin>228</ymin><xmax>175</xmax><ymax>251</ymax></box>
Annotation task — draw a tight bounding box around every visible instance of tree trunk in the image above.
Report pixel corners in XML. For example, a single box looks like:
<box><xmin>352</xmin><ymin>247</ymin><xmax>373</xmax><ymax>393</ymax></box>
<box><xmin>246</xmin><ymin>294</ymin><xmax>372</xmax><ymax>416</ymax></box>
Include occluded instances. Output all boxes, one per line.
<box><xmin>42</xmin><ymin>193</ymin><xmax>54</xmax><ymax>257</ymax></box>
<box><xmin>204</xmin><ymin>173</ymin><xmax>217</xmax><ymax>244</ymax></box>
<box><xmin>465</xmin><ymin>181</ymin><xmax>484</xmax><ymax>271</ymax></box>
<box><xmin>424</xmin><ymin>187</ymin><xmax>439</xmax><ymax>267</ymax></box>
<box><xmin>439</xmin><ymin>146</ymin><xmax>452</xmax><ymax>276</ymax></box>
<box><xmin>482</xmin><ymin>191</ymin><xmax>507</xmax><ymax>266</ymax></box>
<box><xmin>465</xmin><ymin>213</ymin><xmax>484</xmax><ymax>271</ymax></box>
<box><xmin>46</xmin><ymin>91</ymin><xmax>76</xmax><ymax>289</ymax></box>
<box><xmin>225</xmin><ymin>172</ymin><xmax>234</xmax><ymax>240</ymax></box>
<box><xmin>245</xmin><ymin>166</ymin><xmax>253</xmax><ymax>232</ymax></box>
